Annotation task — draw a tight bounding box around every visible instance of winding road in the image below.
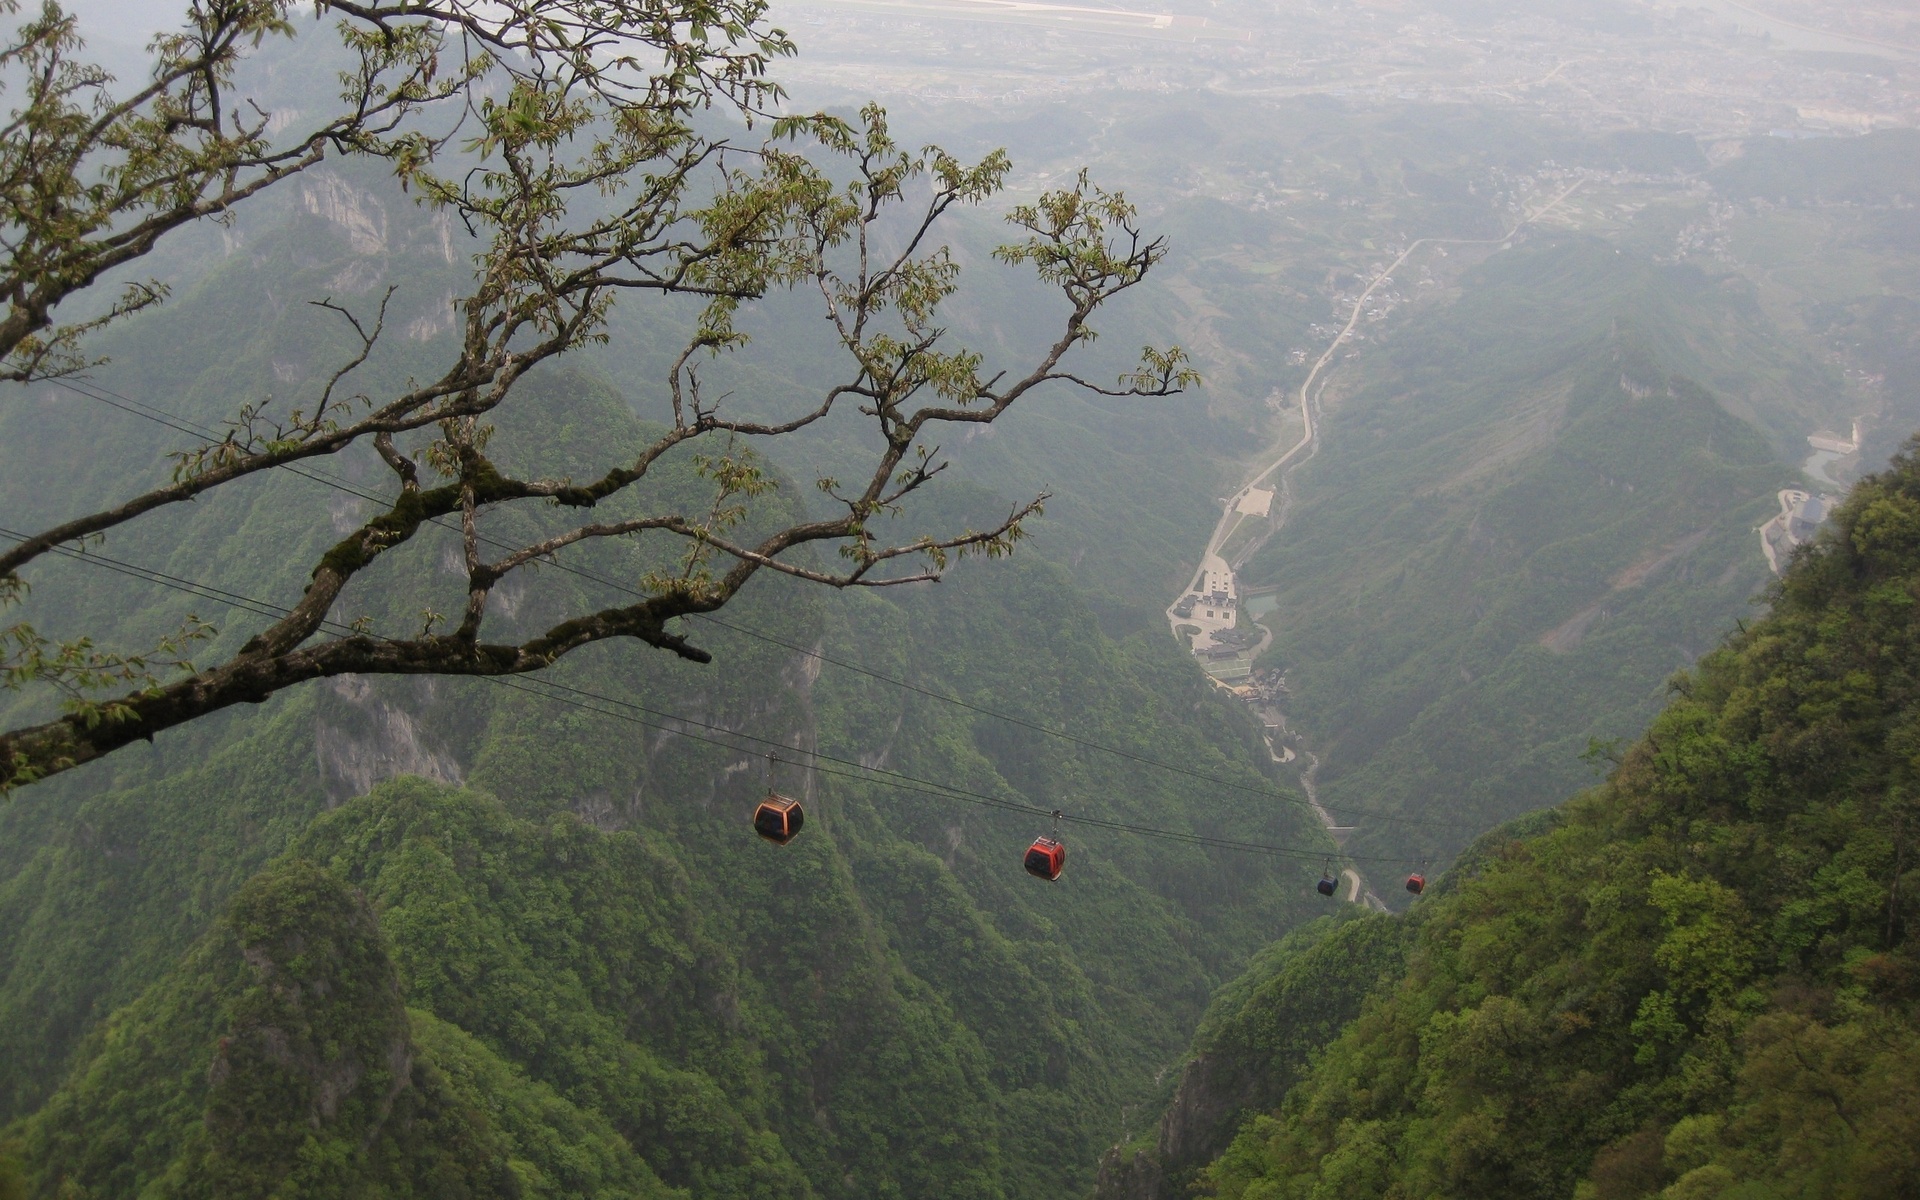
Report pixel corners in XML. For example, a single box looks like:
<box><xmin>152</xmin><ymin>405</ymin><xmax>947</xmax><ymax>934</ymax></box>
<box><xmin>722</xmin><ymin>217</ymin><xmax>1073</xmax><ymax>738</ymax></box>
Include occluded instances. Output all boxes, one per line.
<box><xmin>1167</xmin><ymin>180</ymin><xmax>1586</xmax><ymax>902</ymax></box>
<box><xmin>1172</xmin><ymin>179</ymin><xmax>1587</xmax><ymax>597</ymax></box>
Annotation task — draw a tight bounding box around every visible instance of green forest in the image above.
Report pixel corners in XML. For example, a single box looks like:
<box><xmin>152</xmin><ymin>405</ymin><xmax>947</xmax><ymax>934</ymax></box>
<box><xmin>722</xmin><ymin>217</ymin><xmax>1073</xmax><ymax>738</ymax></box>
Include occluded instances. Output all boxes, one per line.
<box><xmin>0</xmin><ymin>369</ymin><xmax>1330</xmax><ymax>1195</ymax></box>
<box><xmin>1178</xmin><ymin>437</ymin><xmax>1920</xmax><ymax>1198</ymax></box>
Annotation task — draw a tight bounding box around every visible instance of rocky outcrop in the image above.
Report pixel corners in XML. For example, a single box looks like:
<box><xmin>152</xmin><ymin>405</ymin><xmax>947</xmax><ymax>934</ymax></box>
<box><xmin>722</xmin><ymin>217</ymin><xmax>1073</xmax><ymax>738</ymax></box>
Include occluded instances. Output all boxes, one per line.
<box><xmin>199</xmin><ymin>859</ymin><xmax>416</xmax><ymax>1181</ymax></box>
<box><xmin>1094</xmin><ymin>1050</ymin><xmax>1265</xmax><ymax>1200</ymax></box>
<box><xmin>1093</xmin><ymin>912</ymin><xmax>1411</xmax><ymax>1200</ymax></box>
<box><xmin>298</xmin><ymin>170</ymin><xmax>389</xmax><ymax>256</ymax></box>
<box><xmin>315</xmin><ymin>675</ymin><xmax>464</xmax><ymax>806</ymax></box>
<box><xmin>12</xmin><ymin>859</ymin><xmax>527</xmax><ymax>1197</ymax></box>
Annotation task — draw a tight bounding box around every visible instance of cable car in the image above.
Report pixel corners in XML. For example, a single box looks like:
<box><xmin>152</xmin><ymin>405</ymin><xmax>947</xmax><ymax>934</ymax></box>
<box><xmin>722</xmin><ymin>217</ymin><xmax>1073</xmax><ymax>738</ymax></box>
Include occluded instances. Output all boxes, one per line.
<box><xmin>1317</xmin><ymin>873</ymin><xmax>1338</xmax><ymax>897</ymax></box>
<box><xmin>1024</xmin><ymin>811</ymin><xmax>1067</xmax><ymax>881</ymax></box>
<box><xmin>753</xmin><ymin>793</ymin><xmax>803</xmax><ymax>844</ymax></box>
<box><xmin>1405</xmin><ymin>873</ymin><xmax>1425</xmax><ymax>895</ymax></box>
<box><xmin>1024</xmin><ymin>836</ymin><xmax>1066</xmax><ymax>882</ymax></box>
<box><xmin>752</xmin><ymin>753</ymin><xmax>803</xmax><ymax>845</ymax></box>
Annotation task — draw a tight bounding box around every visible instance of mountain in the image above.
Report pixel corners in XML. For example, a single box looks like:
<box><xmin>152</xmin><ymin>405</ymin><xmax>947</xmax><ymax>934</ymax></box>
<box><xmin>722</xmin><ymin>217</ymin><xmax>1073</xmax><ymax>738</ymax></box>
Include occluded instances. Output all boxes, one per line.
<box><xmin>1245</xmin><ymin>237</ymin><xmax>1797</xmax><ymax>869</ymax></box>
<box><xmin>747</xmin><ymin>104</ymin><xmax>1918</xmax><ymax>881</ymax></box>
<box><xmin>1124</xmin><ymin>439</ymin><xmax>1920</xmax><ymax>1198</ymax></box>
<box><xmin>0</xmin><ymin>150</ymin><xmax>1334</xmax><ymax>1195</ymax></box>
<box><xmin>9</xmin><ymin>854</ymin><xmax>665</xmax><ymax>1198</ymax></box>
<box><xmin>1093</xmin><ymin>909</ymin><xmax>1412</xmax><ymax>1200</ymax></box>
<box><xmin>5</xmin><ymin>29</ymin><xmax>1919</xmax><ymax>1194</ymax></box>
<box><xmin>0</xmin><ymin>460</ymin><xmax>1326</xmax><ymax>1200</ymax></box>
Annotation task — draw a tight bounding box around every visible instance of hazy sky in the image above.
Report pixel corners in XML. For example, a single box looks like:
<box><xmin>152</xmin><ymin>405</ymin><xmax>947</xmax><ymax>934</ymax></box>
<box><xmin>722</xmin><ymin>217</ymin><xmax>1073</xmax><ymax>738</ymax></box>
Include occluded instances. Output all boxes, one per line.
<box><xmin>70</xmin><ymin>0</ymin><xmax>180</xmax><ymax>34</ymax></box>
<box><xmin>69</xmin><ymin>0</ymin><xmax>183</xmax><ymax>71</ymax></box>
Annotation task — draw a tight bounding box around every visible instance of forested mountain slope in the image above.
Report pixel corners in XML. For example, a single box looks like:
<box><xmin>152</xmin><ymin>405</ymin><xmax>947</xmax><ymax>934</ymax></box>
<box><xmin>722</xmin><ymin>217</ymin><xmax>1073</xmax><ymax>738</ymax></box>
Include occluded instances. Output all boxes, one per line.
<box><xmin>804</xmin><ymin>107</ymin><xmax>1906</xmax><ymax>879</ymax></box>
<box><xmin>0</xmin><ymin>403</ymin><xmax>1326</xmax><ymax>1197</ymax></box>
<box><xmin>1094</xmin><ymin>910</ymin><xmax>1413</xmax><ymax>1200</ymax></box>
<box><xmin>1174</xmin><ymin>440</ymin><xmax>1920</xmax><ymax>1198</ymax></box>
<box><xmin>1246</xmin><ymin>237</ymin><xmax>1800</xmax><ymax>868</ymax></box>
<box><xmin>4</xmin><ymin>29</ymin><xmax>1914</xmax><ymax>1194</ymax></box>
<box><xmin>0</xmin><ymin>154</ymin><xmax>1329</xmax><ymax>1197</ymax></box>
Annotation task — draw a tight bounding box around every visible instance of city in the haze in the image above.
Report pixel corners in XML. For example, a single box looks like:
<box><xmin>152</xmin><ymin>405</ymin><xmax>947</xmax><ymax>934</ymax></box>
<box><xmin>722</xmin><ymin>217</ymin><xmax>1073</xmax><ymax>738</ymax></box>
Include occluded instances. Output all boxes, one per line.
<box><xmin>777</xmin><ymin>0</ymin><xmax>1919</xmax><ymax>136</ymax></box>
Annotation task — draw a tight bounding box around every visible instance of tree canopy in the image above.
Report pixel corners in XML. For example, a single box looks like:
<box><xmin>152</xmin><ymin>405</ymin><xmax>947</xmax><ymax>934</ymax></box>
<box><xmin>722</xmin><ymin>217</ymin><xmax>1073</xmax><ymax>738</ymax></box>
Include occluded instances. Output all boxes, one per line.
<box><xmin>1192</xmin><ymin>436</ymin><xmax>1920</xmax><ymax>1199</ymax></box>
<box><xmin>0</xmin><ymin>0</ymin><xmax>1194</xmax><ymax>791</ymax></box>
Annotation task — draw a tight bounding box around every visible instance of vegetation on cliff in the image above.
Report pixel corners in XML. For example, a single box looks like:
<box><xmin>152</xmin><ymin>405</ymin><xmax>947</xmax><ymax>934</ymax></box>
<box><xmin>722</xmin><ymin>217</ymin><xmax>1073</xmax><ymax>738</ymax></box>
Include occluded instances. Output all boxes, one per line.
<box><xmin>0</xmin><ymin>369</ymin><xmax>1325</xmax><ymax>1197</ymax></box>
<box><xmin>0</xmin><ymin>544</ymin><xmax>1324</xmax><ymax>1198</ymax></box>
<box><xmin>1096</xmin><ymin>912</ymin><xmax>1410</xmax><ymax>1200</ymax></box>
<box><xmin>9</xmin><ymin>856</ymin><xmax>652</xmax><ymax>1198</ymax></box>
<box><xmin>0</xmin><ymin>161</ymin><xmax>1319</xmax><ymax>1188</ymax></box>
<box><xmin>1193</xmin><ymin>438</ymin><xmax>1920</xmax><ymax>1198</ymax></box>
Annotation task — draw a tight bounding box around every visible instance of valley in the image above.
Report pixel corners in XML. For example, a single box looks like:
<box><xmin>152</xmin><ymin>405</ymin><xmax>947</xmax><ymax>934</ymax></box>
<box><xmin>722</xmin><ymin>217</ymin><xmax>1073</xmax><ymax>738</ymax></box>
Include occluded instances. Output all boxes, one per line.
<box><xmin>3</xmin><ymin>1</ymin><xmax>1920</xmax><ymax>1196</ymax></box>
<box><xmin>1162</xmin><ymin>177</ymin><xmax>1594</xmax><ymax>905</ymax></box>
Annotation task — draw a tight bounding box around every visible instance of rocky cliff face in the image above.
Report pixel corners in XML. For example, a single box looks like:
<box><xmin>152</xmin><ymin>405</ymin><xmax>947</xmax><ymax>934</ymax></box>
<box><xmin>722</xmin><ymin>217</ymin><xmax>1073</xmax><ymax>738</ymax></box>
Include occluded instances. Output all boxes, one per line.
<box><xmin>315</xmin><ymin>675</ymin><xmax>467</xmax><ymax>805</ymax></box>
<box><xmin>1095</xmin><ymin>1051</ymin><xmax>1245</xmax><ymax>1200</ymax></box>
<box><xmin>1094</xmin><ymin>912</ymin><xmax>1410</xmax><ymax>1200</ymax></box>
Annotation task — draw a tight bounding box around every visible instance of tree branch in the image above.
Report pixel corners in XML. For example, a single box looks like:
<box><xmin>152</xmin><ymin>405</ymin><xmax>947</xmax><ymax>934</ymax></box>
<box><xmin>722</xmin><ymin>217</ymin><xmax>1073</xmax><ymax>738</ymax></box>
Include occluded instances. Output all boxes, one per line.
<box><xmin>0</xmin><ymin>52</ymin><xmax>1191</xmax><ymax>793</ymax></box>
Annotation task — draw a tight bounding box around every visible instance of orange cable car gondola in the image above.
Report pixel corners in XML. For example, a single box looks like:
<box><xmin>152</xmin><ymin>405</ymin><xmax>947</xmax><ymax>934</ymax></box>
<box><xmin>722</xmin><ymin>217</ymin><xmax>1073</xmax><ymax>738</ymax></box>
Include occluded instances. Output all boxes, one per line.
<box><xmin>1024</xmin><ymin>811</ymin><xmax>1066</xmax><ymax>882</ymax></box>
<box><xmin>752</xmin><ymin>752</ymin><xmax>805</xmax><ymax>846</ymax></box>
<box><xmin>1405</xmin><ymin>859</ymin><xmax>1428</xmax><ymax>895</ymax></box>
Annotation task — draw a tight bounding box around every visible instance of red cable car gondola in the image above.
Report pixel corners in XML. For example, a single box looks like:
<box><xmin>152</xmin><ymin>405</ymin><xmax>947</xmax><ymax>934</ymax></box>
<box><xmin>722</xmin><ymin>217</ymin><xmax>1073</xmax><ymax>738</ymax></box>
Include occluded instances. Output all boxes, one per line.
<box><xmin>1024</xmin><ymin>836</ymin><xmax>1065</xmax><ymax>881</ymax></box>
<box><xmin>1406</xmin><ymin>857</ymin><xmax>1430</xmax><ymax>895</ymax></box>
<box><xmin>752</xmin><ymin>753</ymin><xmax>804</xmax><ymax>845</ymax></box>
<box><xmin>1024</xmin><ymin>811</ymin><xmax>1067</xmax><ymax>881</ymax></box>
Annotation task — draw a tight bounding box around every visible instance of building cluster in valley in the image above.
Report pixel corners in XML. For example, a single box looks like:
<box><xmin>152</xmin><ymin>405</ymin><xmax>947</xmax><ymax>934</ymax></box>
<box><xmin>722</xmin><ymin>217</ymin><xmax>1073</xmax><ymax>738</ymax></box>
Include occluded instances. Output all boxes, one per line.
<box><xmin>1173</xmin><ymin>553</ymin><xmax>1279</xmax><ymax>684</ymax></box>
<box><xmin>1759</xmin><ymin>425</ymin><xmax>1860</xmax><ymax>573</ymax></box>
<box><xmin>1761</xmin><ymin>487</ymin><xmax>1839</xmax><ymax>574</ymax></box>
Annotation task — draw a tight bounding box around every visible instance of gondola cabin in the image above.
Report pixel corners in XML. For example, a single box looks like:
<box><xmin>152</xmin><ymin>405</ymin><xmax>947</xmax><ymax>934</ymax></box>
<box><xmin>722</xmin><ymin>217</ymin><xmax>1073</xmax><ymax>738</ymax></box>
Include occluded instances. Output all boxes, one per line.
<box><xmin>1405</xmin><ymin>873</ymin><xmax>1425</xmax><ymax>895</ymax></box>
<box><xmin>1317</xmin><ymin>874</ymin><xmax>1337</xmax><ymax>897</ymax></box>
<box><xmin>753</xmin><ymin>793</ymin><xmax>804</xmax><ymax>845</ymax></box>
<box><xmin>1024</xmin><ymin>836</ymin><xmax>1066</xmax><ymax>882</ymax></box>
